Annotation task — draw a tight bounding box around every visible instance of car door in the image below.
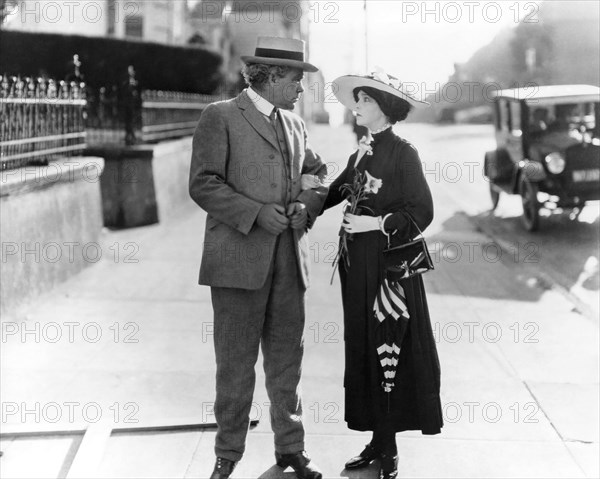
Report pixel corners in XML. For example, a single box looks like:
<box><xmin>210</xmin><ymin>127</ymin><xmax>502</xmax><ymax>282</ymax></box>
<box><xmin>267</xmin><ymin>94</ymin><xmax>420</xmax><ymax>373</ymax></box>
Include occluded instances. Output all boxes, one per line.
<box><xmin>504</xmin><ymin>100</ymin><xmax>524</xmax><ymax>164</ymax></box>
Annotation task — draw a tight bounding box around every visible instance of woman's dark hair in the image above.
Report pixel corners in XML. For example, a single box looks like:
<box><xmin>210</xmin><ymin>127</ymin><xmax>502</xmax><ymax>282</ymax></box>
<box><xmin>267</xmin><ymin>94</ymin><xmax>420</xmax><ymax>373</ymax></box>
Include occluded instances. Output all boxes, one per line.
<box><xmin>353</xmin><ymin>86</ymin><xmax>412</xmax><ymax>123</ymax></box>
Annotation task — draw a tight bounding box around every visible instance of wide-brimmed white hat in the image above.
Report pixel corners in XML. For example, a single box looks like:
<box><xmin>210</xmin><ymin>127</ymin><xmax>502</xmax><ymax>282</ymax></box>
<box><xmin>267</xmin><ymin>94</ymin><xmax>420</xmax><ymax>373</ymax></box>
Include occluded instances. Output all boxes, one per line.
<box><xmin>333</xmin><ymin>68</ymin><xmax>429</xmax><ymax>109</ymax></box>
<box><xmin>241</xmin><ymin>36</ymin><xmax>318</xmax><ymax>72</ymax></box>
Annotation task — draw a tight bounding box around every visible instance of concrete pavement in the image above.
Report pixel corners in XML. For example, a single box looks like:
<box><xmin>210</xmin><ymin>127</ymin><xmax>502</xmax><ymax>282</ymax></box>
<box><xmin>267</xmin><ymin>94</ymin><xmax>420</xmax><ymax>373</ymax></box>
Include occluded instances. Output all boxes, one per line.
<box><xmin>1</xmin><ymin>124</ymin><xmax>598</xmax><ymax>478</ymax></box>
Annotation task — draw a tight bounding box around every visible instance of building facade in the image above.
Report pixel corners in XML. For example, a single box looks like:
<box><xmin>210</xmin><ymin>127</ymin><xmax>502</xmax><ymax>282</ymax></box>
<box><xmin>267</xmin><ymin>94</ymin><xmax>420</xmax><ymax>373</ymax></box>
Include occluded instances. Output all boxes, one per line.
<box><xmin>1</xmin><ymin>0</ymin><xmax>188</xmax><ymax>45</ymax></box>
<box><xmin>2</xmin><ymin>0</ymin><xmax>324</xmax><ymax>121</ymax></box>
<box><xmin>188</xmin><ymin>0</ymin><xmax>323</xmax><ymax>119</ymax></box>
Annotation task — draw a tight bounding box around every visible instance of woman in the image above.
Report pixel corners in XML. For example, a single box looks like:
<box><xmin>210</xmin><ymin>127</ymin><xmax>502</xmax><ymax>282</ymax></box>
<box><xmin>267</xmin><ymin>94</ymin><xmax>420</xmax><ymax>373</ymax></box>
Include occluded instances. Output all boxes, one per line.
<box><xmin>322</xmin><ymin>71</ymin><xmax>443</xmax><ymax>478</ymax></box>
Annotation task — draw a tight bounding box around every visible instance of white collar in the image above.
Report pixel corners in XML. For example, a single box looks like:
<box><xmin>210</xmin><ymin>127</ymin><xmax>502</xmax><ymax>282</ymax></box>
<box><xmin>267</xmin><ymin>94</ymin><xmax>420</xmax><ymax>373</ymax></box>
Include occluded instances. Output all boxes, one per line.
<box><xmin>247</xmin><ymin>87</ymin><xmax>276</xmax><ymax>117</ymax></box>
<box><xmin>370</xmin><ymin>123</ymin><xmax>392</xmax><ymax>135</ymax></box>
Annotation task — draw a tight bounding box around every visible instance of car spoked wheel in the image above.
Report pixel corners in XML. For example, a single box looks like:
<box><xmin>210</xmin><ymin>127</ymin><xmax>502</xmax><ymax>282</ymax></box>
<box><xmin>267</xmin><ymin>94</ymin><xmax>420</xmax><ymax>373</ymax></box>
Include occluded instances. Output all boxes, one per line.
<box><xmin>519</xmin><ymin>176</ymin><xmax>540</xmax><ymax>231</ymax></box>
<box><xmin>489</xmin><ymin>183</ymin><xmax>500</xmax><ymax>210</ymax></box>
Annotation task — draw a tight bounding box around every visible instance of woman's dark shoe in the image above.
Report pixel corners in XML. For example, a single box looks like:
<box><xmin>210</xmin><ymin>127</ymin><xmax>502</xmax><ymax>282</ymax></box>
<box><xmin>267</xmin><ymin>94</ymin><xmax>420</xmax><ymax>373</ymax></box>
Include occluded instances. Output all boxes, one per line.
<box><xmin>379</xmin><ymin>453</ymin><xmax>398</xmax><ymax>479</ymax></box>
<box><xmin>210</xmin><ymin>457</ymin><xmax>237</xmax><ymax>479</ymax></box>
<box><xmin>345</xmin><ymin>443</ymin><xmax>380</xmax><ymax>469</ymax></box>
<box><xmin>275</xmin><ymin>450</ymin><xmax>323</xmax><ymax>479</ymax></box>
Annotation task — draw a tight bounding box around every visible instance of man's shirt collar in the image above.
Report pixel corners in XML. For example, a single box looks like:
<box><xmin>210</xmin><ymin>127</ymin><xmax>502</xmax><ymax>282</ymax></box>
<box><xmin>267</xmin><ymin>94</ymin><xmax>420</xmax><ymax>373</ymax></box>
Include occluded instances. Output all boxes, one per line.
<box><xmin>247</xmin><ymin>87</ymin><xmax>276</xmax><ymax>117</ymax></box>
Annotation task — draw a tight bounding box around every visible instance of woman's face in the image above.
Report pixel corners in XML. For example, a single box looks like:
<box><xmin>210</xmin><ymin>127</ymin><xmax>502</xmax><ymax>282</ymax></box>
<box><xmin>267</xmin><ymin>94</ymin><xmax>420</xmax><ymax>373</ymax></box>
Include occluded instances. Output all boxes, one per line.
<box><xmin>354</xmin><ymin>90</ymin><xmax>388</xmax><ymax>130</ymax></box>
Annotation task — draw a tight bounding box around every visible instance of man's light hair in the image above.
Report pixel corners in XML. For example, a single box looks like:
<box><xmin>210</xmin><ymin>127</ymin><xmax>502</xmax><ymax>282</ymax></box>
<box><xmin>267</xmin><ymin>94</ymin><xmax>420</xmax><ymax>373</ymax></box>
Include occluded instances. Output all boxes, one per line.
<box><xmin>242</xmin><ymin>64</ymin><xmax>291</xmax><ymax>89</ymax></box>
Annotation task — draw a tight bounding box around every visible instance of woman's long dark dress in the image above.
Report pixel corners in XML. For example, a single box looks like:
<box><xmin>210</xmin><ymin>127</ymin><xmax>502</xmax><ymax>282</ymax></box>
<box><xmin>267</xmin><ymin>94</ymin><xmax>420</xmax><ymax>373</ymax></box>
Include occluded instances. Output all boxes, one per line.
<box><xmin>323</xmin><ymin>127</ymin><xmax>443</xmax><ymax>435</ymax></box>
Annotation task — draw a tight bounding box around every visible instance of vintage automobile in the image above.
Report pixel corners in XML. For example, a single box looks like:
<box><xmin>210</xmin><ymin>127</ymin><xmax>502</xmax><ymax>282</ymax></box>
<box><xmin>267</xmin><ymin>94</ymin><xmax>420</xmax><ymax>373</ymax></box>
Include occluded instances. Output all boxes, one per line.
<box><xmin>484</xmin><ymin>84</ymin><xmax>600</xmax><ymax>231</ymax></box>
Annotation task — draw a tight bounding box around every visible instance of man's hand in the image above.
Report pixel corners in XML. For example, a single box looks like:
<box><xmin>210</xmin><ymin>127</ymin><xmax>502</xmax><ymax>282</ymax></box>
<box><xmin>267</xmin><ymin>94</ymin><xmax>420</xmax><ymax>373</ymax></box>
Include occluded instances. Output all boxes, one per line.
<box><xmin>286</xmin><ymin>202</ymin><xmax>308</xmax><ymax>230</ymax></box>
<box><xmin>257</xmin><ymin>204</ymin><xmax>289</xmax><ymax>235</ymax></box>
<box><xmin>342</xmin><ymin>213</ymin><xmax>379</xmax><ymax>234</ymax></box>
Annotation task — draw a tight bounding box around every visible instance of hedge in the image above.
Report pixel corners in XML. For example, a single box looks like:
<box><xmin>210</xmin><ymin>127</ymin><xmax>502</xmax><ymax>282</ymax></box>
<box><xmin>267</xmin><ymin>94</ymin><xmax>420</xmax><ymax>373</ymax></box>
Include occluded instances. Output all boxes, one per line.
<box><xmin>0</xmin><ymin>30</ymin><xmax>224</xmax><ymax>93</ymax></box>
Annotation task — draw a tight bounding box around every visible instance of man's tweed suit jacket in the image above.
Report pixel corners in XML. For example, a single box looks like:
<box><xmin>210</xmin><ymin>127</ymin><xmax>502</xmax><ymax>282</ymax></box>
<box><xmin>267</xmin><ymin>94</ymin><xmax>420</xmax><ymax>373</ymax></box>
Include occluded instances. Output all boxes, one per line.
<box><xmin>189</xmin><ymin>89</ymin><xmax>328</xmax><ymax>290</ymax></box>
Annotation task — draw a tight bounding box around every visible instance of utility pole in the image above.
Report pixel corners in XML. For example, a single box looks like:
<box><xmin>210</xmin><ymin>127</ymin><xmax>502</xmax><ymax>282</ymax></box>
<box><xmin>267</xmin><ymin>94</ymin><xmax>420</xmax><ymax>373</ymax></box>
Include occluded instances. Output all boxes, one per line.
<box><xmin>364</xmin><ymin>0</ymin><xmax>369</xmax><ymax>73</ymax></box>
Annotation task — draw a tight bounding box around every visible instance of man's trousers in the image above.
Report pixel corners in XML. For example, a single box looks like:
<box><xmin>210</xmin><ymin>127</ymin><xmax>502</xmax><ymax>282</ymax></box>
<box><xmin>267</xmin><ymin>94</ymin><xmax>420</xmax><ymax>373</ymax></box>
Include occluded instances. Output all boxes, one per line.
<box><xmin>210</xmin><ymin>229</ymin><xmax>306</xmax><ymax>462</ymax></box>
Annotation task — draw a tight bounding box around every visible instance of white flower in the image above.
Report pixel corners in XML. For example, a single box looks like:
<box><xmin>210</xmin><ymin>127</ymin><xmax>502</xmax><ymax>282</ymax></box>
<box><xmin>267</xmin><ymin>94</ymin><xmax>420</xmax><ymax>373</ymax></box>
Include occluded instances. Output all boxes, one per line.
<box><xmin>372</xmin><ymin>66</ymin><xmax>391</xmax><ymax>86</ymax></box>
<box><xmin>358</xmin><ymin>135</ymin><xmax>373</xmax><ymax>156</ymax></box>
<box><xmin>364</xmin><ymin>170</ymin><xmax>383</xmax><ymax>194</ymax></box>
<box><xmin>388</xmin><ymin>77</ymin><xmax>402</xmax><ymax>90</ymax></box>
<box><xmin>372</xmin><ymin>65</ymin><xmax>402</xmax><ymax>90</ymax></box>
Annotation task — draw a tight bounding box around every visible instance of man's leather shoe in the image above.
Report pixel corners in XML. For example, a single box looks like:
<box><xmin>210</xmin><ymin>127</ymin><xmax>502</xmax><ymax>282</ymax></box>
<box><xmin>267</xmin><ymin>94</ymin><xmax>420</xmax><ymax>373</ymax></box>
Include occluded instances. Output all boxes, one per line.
<box><xmin>210</xmin><ymin>457</ymin><xmax>237</xmax><ymax>479</ymax></box>
<box><xmin>275</xmin><ymin>450</ymin><xmax>323</xmax><ymax>479</ymax></box>
<box><xmin>379</xmin><ymin>453</ymin><xmax>398</xmax><ymax>479</ymax></box>
<box><xmin>345</xmin><ymin>443</ymin><xmax>380</xmax><ymax>469</ymax></box>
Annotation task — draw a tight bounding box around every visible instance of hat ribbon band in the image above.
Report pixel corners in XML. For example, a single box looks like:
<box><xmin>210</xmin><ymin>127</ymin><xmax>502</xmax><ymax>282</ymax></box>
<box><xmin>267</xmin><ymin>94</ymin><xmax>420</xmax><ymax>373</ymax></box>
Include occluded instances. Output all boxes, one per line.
<box><xmin>254</xmin><ymin>47</ymin><xmax>304</xmax><ymax>62</ymax></box>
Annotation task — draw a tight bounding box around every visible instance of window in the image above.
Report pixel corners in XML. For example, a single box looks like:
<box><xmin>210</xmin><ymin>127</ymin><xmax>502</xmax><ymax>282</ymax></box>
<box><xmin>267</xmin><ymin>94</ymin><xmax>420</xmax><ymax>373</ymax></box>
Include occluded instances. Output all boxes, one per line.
<box><xmin>498</xmin><ymin>100</ymin><xmax>510</xmax><ymax>132</ymax></box>
<box><xmin>509</xmin><ymin>101</ymin><xmax>521</xmax><ymax>136</ymax></box>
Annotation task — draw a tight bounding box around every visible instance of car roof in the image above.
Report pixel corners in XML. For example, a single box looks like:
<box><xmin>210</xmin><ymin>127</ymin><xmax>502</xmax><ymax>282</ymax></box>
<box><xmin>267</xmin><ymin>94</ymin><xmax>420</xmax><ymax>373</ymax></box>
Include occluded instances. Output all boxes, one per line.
<box><xmin>494</xmin><ymin>84</ymin><xmax>600</xmax><ymax>104</ymax></box>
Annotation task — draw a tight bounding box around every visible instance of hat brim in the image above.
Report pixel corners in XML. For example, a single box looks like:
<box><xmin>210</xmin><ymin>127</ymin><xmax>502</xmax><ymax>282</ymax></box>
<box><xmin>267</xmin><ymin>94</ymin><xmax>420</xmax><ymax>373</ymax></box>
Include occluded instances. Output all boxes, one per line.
<box><xmin>332</xmin><ymin>75</ymin><xmax>430</xmax><ymax>109</ymax></box>
<box><xmin>241</xmin><ymin>55</ymin><xmax>318</xmax><ymax>72</ymax></box>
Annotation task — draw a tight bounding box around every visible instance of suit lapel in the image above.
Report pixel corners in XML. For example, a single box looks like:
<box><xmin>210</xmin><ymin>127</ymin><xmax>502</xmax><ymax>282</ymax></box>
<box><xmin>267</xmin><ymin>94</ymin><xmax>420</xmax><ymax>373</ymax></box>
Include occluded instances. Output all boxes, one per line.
<box><xmin>237</xmin><ymin>91</ymin><xmax>279</xmax><ymax>150</ymax></box>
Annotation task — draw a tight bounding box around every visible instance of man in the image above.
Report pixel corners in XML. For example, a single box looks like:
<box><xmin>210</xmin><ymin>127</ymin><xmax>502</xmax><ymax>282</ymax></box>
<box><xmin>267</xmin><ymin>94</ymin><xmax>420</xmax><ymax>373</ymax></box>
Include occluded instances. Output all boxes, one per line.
<box><xmin>189</xmin><ymin>36</ymin><xmax>327</xmax><ymax>479</ymax></box>
<box><xmin>529</xmin><ymin>107</ymin><xmax>548</xmax><ymax>138</ymax></box>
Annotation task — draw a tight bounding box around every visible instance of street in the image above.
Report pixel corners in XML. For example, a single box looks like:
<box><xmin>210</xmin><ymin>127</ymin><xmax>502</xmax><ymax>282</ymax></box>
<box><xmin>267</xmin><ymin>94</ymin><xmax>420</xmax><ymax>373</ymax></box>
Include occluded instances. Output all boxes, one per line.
<box><xmin>1</xmin><ymin>123</ymin><xmax>598</xmax><ymax>478</ymax></box>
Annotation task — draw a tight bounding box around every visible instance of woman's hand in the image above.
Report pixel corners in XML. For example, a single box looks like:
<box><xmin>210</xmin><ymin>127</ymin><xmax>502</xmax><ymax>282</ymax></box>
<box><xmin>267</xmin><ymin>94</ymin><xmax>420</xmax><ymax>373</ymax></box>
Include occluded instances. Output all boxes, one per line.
<box><xmin>301</xmin><ymin>174</ymin><xmax>323</xmax><ymax>190</ymax></box>
<box><xmin>342</xmin><ymin>213</ymin><xmax>379</xmax><ymax>233</ymax></box>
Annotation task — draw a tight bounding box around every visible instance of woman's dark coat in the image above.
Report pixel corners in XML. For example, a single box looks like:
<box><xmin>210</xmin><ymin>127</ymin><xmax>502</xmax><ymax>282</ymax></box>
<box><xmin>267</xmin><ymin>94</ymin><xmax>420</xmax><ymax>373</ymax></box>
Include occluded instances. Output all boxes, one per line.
<box><xmin>323</xmin><ymin>127</ymin><xmax>443</xmax><ymax>434</ymax></box>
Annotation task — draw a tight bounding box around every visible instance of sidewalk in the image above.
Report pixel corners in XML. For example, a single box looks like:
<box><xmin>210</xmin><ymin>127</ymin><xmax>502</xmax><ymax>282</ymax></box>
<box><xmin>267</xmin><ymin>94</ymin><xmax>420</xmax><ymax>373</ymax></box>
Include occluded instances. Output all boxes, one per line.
<box><xmin>1</xmin><ymin>125</ymin><xmax>598</xmax><ymax>478</ymax></box>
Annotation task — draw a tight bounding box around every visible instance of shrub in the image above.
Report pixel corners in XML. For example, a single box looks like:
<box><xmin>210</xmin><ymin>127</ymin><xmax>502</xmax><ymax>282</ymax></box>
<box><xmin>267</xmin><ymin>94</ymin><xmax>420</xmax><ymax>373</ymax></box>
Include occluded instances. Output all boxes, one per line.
<box><xmin>0</xmin><ymin>30</ymin><xmax>224</xmax><ymax>93</ymax></box>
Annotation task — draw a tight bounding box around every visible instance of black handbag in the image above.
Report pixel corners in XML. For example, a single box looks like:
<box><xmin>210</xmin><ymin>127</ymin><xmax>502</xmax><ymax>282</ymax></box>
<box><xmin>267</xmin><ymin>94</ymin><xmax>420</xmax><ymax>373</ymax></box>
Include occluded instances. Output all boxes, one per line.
<box><xmin>383</xmin><ymin>211</ymin><xmax>434</xmax><ymax>280</ymax></box>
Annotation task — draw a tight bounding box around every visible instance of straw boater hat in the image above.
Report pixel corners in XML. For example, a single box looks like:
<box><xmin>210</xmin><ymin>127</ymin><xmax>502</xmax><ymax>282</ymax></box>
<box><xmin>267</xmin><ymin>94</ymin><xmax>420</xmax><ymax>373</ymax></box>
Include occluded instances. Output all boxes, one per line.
<box><xmin>333</xmin><ymin>68</ymin><xmax>430</xmax><ymax>109</ymax></box>
<box><xmin>241</xmin><ymin>36</ymin><xmax>318</xmax><ymax>72</ymax></box>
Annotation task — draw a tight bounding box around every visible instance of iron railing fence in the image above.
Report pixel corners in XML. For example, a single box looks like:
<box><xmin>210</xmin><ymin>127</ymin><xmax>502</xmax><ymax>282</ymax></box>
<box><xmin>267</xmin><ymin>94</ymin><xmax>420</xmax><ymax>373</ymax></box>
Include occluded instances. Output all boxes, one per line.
<box><xmin>85</xmin><ymin>88</ymin><xmax>230</xmax><ymax>146</ymax></box>
<box><xmin>0</xmin><ymin>75</ymin><xmax>87</xmax><ymax>171</ymax></box>
<box><xmin>140</xmin><ymin>90</ymin><xmax>228</xmax><ymax>142</ymax></box>
<box><xmin>1</xmin><ymin>72</ymin><xmax>233</xmax><ymax>170</ymax></box>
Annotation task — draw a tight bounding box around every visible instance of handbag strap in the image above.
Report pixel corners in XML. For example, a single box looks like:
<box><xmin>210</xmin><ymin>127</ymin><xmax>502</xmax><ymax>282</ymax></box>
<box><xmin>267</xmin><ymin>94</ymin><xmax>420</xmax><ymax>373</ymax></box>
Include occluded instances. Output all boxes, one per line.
<box><xmin>384</xmin><ymin>210</ymin><xmax>423</xmax><ymax>249</ymax></box>
<box><xmin>401</xmin><ymin>210</ymin><xmax>424</xmax><ymax>240</ymax></box>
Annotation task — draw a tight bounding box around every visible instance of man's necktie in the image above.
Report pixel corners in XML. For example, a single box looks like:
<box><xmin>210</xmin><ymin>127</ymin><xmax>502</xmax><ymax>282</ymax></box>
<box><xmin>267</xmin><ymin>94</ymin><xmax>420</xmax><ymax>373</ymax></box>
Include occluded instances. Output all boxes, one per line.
<box><xmin>269</xmin><ymin>108</ymin><xmax>278</xmax><ymax>129</ymax></box>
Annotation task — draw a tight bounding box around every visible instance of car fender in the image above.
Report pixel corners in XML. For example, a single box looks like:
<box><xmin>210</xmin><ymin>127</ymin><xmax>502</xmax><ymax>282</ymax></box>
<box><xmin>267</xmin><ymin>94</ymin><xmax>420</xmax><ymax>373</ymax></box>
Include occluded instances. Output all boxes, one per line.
<box><xmin>483</xmin><ymin>151</ymin><xmax>496</xmax><ymax>178</ymax></box>
<box><xmin>484</xmin><ymin>149</ymin><xmax>513</xmax><ymax>181</ymax></box>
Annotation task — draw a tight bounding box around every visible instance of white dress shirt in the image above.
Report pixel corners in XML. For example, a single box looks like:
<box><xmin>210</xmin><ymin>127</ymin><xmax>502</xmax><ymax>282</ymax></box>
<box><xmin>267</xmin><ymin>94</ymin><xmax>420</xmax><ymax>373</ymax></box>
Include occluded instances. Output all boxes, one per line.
<box><xmin>247</xmin><ymin>87</ymin><xmax>276</xmax><ymax>120</ymax></box>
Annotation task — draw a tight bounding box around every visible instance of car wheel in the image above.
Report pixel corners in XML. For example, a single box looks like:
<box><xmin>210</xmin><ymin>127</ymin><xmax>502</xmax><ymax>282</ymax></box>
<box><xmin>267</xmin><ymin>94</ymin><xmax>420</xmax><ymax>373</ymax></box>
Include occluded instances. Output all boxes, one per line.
<box><xmin>489</xmin><ymin>182</ymin><xmax>500</xmax><ymax>210</ymax></box>
<box><xmin>519</xmin><ymin>176</ymin><xmax>540</xmax><ymax>231</ymax></box>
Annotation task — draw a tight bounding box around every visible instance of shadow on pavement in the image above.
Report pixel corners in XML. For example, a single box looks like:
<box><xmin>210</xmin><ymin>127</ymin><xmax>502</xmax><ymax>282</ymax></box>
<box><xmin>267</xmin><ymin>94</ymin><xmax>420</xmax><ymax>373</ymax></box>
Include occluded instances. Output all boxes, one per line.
<box><xmin>425</xmin><ymin>211</ymin><xmax>547</xmax><ymax>302</ymax></box>
<box><xmin>469</xmin><ymin>205</ymin><xmax>600</xmax><ymax>297</ymax></box>
<box><xmin>339</xmin><ymin>463</ymin><xmax>379</xmax><ymax>478</ymax></box>
<box><xmin>256</xmin><ymin>465</ymin><xmax>298</xmax><ymax>478</ymax></box>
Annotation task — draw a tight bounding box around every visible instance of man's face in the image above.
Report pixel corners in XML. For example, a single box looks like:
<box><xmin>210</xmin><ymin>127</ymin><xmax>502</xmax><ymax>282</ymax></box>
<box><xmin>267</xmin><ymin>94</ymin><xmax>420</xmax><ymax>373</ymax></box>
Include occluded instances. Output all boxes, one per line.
<box><xmin>270</xmin><ymin>68</ymin><xmax>304</xmax><ymax>110</ymax></box>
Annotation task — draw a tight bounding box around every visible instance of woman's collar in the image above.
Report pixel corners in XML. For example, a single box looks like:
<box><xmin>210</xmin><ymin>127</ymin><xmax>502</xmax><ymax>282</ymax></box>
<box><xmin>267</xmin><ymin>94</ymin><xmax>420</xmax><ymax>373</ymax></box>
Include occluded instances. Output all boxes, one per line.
<box><xmin>370</xmin><ymin>123</ymin><xmax>392</xmax><ymax>136</ymax></box>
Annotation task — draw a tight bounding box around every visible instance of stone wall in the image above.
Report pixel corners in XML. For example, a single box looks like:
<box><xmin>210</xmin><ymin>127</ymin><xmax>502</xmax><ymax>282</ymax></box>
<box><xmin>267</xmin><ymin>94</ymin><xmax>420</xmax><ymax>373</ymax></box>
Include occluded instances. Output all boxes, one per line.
<box><xmin>153</xmin><ymin>136</ymin><xmax>195</xmax><ymax>221</ymax></box>
<box><xmin>90</xmin><ymin>136</ymin><xmax>194</xmax><ymax>228</ymax></box>
<box><xmin>1</xmin><ymin>157</ymin><xmax>105</xmax><ymax>315</ymax></box>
